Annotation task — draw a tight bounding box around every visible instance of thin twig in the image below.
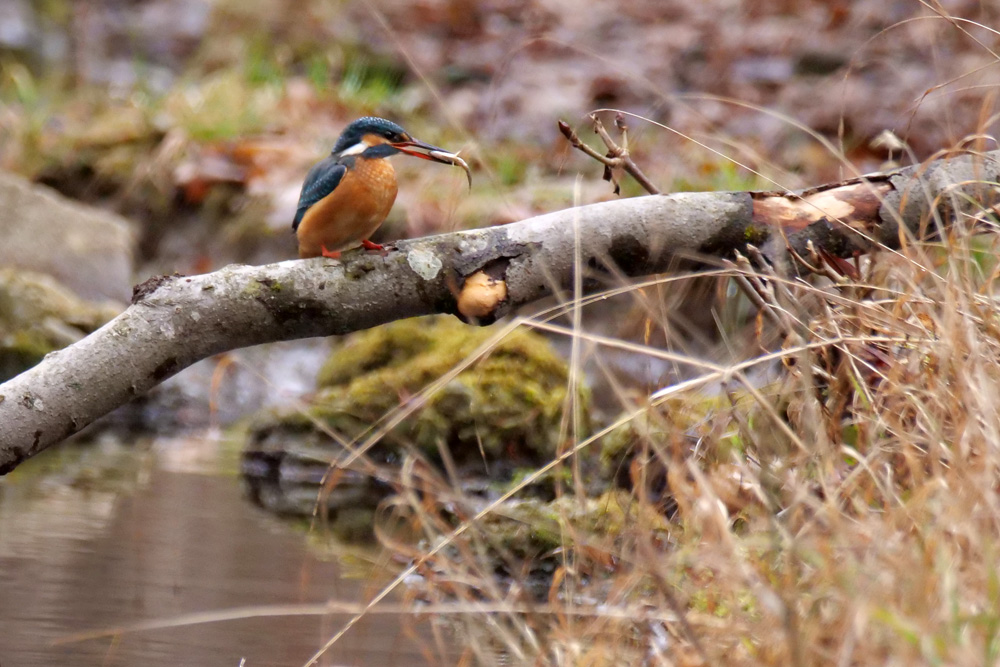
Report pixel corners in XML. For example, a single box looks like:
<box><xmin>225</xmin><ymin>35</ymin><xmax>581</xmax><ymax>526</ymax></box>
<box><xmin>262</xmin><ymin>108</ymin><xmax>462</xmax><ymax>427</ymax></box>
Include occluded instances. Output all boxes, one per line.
<box><xmin>728</xmin><ymin>253</ymin><xmax>786</xmax><ymax>331</ymax></box>
<box><xmin>558</xmin><ymin>117</ymin><xmax>661</xmax><ymax>195</ymax></box>
<box><xmin>558</xmin><ymin>119</ymin><xmax>616</xmax><ymax>163</ymax></box>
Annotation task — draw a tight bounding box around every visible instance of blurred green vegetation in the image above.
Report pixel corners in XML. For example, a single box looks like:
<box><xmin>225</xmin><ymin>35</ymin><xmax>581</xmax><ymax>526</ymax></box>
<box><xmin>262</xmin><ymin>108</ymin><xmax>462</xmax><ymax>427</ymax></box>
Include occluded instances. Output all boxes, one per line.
<box><xmin>0</xmin><ymin>269</ymin><xmax>120</xmax><ymax>382</ymax></box>
<box><xmin>672</xmin><ymin>158</ymin><xmax>769</xmax><ymax>194</ymax></box>
<box><xmin>337</xmin><ymin>53</ymin><xmax>407</xmax><ymax>109</ymax></box>
<box><xmin>0</xmin><ymin>0</ymin><xmax>746</xmax><ymax>233</ymax></box>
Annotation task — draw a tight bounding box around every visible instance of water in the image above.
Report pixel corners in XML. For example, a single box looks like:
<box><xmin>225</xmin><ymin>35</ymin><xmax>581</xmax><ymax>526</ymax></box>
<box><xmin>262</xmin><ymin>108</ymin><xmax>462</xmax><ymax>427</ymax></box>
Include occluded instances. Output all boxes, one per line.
<box><xmin>0</xmin><ymin>437</ymin><xmax>427</xmax><ymax>667</ymax></box>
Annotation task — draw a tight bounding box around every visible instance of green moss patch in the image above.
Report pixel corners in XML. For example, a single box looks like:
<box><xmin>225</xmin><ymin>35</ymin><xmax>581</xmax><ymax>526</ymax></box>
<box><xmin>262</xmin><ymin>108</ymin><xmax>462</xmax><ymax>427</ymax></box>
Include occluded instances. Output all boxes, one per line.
<box><xmin>310</xmin><ymin>316</ymin><xmax>585</xmax><ymax>462</ymax></box>
<box><xmin>243</xmin><ymin>317</ymin><xmax>592</xmax><ymax>534</ymax></box>
<box><xmin>0</xmin><ymin>269</ymin><xmax>121</xmax><ymax>381</ymax></box>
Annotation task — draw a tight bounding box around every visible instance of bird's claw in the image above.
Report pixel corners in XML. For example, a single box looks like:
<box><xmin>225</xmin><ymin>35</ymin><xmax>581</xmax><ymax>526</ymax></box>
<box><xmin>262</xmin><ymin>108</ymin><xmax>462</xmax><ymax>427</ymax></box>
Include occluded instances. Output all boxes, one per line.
<box><xmin>361</xmin><ymin>239</ymin><xmax>389</xmax><ymax>256</ymax></box>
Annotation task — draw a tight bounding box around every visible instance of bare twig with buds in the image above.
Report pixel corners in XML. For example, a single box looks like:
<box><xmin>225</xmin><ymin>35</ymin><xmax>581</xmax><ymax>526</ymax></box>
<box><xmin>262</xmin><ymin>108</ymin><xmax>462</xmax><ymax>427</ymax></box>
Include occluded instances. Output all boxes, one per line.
<box><xmin>558</xmin><ymin>113</ymin><xmax>661</xmax><ymax>195</ymax></box>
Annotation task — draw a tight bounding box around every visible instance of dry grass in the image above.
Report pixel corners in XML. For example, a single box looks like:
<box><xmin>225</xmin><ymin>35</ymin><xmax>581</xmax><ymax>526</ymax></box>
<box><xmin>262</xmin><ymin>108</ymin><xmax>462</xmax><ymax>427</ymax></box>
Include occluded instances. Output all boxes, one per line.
<box><xmin>4</xmin><ymin>1</ymin><xmax>999</xmax><ymax>664</ymax></box>
<box><xmin>297</xmin><ymin>6</ymin><xmax>1000</xmax><ymax>657</ymax></box>
<box><xmin>255</xmin><ymin>4</ymin><xmax>1000</xmax><ymax>663</ymax></box>
<box><xmin>292</xmin><ymin>139</ymin><xmax>1000</xmax><ymax>666</ymax></box>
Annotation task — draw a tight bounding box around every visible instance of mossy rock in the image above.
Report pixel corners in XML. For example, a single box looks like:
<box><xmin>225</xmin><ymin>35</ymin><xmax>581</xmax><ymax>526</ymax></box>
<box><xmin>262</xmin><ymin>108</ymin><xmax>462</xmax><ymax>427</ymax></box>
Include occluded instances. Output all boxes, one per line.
<box><xmin>483</xmin><ymin>491</ymin><xmax>671</xmax><ymax>557</ymax></box>
<box><xmin>598</xmin><ymin>392</ymin><xmax>764</xmax><ymax>475</ymax></box>
<box><xmin>310</xmin><ymin>316</ymin><xmax>585</xmax><ymax>462</ymax></box>
<box><xmin>413</xmin><ymin>490</ymin><xmax>672</xmax><ymax>599</ymax></box>
<box><xmin>0</xmin><ymin>268</ymin><xmax>121</xmax><ymax>381</ymax></box>
<box><xmin>242</xmin><ymin>317</ymin><xmax>591</xmax><ymax>526</ymax></box>
<box><xmin>596</xmin><ymin>385</ymin><xmax>798</xmax><ymax>522</ymax></box>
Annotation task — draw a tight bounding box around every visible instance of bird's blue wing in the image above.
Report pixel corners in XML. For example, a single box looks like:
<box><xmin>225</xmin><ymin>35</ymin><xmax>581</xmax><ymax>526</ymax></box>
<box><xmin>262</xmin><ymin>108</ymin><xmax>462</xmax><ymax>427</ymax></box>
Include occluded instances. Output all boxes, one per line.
<box><xmin>292</xmin><ymin>158</ymin><xmax>347</xmax><ymax>231</ymax></box>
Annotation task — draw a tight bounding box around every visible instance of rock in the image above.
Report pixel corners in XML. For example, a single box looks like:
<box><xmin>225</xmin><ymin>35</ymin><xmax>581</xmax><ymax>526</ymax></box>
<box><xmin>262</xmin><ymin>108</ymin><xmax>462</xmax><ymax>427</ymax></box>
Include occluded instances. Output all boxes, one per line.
<box><xmin>0</xmin><ymin>0</ymin><xmax>34</xmax><ymax>53</ymax></box>
<box><xmin>242</xmin><ymin>316</ymin><xmax>593</xmax><ymax>533</ymax></box>
<box><xmin>0</xmin><ymin>268</ymin><xmax>121</xmax><ymax>382</ymax></box>
<box><xmin>459</xmin><ymin>491</ymin><xmax>671</xmax><ymax>598</ymax></box>
<box><xmin>0</xmin><ymin>170</ymin><xmax>135</xmax><ymax>303</ymax></box>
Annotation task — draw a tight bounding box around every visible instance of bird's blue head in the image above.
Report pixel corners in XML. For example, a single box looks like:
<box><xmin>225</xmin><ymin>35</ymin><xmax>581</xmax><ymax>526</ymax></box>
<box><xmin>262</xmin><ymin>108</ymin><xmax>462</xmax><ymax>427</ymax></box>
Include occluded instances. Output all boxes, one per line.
<box><xmin>328</xmin><ymin>117</ymin><xmax>472</xmax><ymax>187</ymax></box>
<box><xmin>333</xmin><ymin>117</ymin><xmax>410</xmax><ymax>154</ymax></box>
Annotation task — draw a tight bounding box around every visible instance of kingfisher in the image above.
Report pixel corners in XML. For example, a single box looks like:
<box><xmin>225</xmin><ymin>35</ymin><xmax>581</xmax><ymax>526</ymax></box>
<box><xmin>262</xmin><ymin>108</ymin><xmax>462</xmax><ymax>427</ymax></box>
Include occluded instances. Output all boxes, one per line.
<box><xmin>292</xmin><ymin>117</ymin><xmax>472</xmax><ymax>259</ymax></box>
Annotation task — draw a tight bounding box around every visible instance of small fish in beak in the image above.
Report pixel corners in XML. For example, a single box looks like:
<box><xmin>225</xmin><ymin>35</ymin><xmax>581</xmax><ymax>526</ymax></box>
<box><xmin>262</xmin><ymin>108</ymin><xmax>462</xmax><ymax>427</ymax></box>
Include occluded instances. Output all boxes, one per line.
<box><xmin>392</xmin><ymin>140</ymin><xmax>473</xmax><ymax>189</ymax></box>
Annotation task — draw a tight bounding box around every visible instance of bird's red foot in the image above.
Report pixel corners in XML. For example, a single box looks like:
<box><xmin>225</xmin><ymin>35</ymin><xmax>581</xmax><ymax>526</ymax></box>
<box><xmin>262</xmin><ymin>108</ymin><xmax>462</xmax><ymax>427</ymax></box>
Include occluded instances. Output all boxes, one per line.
<box><xmin>320</xmin><ymin>244</ymin><xmax>341</xmax><ymax>259</ymax></box>
<box><xmin>361</xmin><ymin>239</ymin><xmax>388</xmax><ymax>256</ymax></box>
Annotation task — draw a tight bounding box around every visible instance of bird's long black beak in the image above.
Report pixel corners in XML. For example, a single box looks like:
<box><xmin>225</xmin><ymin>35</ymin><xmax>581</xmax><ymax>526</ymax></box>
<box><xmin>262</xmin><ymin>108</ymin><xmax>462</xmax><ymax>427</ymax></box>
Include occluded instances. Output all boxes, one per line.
<box><xmin>391</xmin><ymin>139</ymin><xmax>472</xmax><ymax>189</ymax></box>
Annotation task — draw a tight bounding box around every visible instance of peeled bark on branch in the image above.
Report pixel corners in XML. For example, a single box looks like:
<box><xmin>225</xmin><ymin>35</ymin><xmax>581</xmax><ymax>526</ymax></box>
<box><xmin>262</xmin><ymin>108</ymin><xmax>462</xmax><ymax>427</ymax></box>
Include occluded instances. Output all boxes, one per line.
<box><xmin>1</xmin><ymin>150</ymin><xmax>998</xmax><ymax>473</ymax></box>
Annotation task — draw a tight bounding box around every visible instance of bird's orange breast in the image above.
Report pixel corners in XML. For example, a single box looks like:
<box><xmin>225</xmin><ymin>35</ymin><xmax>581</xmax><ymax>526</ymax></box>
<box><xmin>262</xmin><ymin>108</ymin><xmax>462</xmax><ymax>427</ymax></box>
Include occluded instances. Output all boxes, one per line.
<box><xmin>297</xmin><ymin>158</ymin><xmax>398</xmax><ymax>258</ymax></box>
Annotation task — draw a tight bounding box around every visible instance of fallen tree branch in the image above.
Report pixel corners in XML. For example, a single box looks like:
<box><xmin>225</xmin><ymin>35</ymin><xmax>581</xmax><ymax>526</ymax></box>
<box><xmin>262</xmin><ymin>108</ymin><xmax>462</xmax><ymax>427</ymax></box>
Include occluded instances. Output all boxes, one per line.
<box><xmin>1</xmin><ymin>149</ymin><xmax>998</xmax><ymax>472</ymax></box>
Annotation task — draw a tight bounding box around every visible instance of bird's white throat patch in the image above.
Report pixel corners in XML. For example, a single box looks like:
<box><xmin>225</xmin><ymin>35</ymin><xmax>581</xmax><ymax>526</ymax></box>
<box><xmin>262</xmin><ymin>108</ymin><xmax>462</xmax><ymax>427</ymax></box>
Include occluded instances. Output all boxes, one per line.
<box><xmin>339</xmin><ymin>141</ymin><xmax>368</xmax><ymax>157</ymax></box>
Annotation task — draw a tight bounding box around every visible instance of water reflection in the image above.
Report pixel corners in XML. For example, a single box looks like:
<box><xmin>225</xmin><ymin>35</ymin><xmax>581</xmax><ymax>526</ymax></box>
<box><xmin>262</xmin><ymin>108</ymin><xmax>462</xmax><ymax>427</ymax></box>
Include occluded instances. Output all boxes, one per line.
<box><xmin>0</xmin><ymin>439</ymin><xmax>426</xmax><ymax>667</ymax></box>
